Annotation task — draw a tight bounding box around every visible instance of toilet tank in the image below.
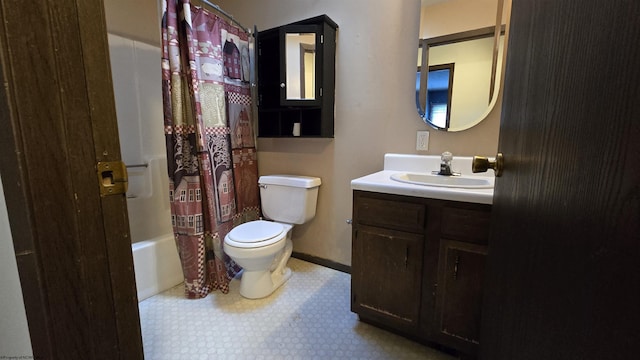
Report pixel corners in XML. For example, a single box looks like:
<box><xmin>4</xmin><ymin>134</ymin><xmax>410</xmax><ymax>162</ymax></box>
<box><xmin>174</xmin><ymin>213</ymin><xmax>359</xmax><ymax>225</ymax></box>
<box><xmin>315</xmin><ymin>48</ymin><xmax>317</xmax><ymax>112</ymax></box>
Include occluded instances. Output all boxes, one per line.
<box><xmin>259</xmin><ymin>175</ymin><xmax>321</xmax><ymax>224</ymax></box>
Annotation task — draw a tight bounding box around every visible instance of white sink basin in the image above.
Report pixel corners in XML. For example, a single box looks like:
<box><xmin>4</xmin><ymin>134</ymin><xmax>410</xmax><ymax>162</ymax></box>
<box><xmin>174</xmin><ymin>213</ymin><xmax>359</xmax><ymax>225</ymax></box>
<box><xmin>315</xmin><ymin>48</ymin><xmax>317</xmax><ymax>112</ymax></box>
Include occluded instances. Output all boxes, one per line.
<box><xmin>390</xmin><ymin>172</ymin><xmax>494</xmax><ymax>189</ymax></box>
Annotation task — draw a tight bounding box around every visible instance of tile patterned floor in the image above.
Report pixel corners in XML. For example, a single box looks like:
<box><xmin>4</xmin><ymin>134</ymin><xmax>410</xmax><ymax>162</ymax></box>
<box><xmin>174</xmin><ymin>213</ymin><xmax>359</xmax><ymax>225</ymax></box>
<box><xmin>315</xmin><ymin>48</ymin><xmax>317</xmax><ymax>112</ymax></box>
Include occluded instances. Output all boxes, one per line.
<box><xmin>138</xmin><ymin>258</ymin><xmax>456</xmax><ymax>360</ymax></box>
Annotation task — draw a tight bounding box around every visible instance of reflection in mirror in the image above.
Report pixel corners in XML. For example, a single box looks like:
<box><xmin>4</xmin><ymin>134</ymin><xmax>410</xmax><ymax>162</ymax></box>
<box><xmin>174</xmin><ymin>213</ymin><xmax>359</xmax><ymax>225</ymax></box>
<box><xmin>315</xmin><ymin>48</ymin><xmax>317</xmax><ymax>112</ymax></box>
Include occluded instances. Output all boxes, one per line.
<box><xmin>285</xmin><ymin>33</ymin><xmax>316</xmax><ymax>100</ymax></box>
<box><xmin>417</xmin><ymin>64</ymin><xmax>454</xmax><ymax>128</ymax></box>
<box><xmin>417</xmin><ymin>0</ymin><xmax>510</xmax><ymax>132</ymax></box>
<box><xmin>300</xmin><ymin>44</ymin><xmax>315</xmax><ymax>98</ymax></box>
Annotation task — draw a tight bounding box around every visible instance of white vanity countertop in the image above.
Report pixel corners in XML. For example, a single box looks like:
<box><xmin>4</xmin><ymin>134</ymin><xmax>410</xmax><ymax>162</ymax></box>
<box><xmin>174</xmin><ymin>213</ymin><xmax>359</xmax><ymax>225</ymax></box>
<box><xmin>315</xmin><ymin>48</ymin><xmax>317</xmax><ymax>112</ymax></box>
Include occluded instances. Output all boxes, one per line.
<box><xmin>350</xmin><ymin>154</ymin><xmax>494</xmax><ymax>205</ymax></box>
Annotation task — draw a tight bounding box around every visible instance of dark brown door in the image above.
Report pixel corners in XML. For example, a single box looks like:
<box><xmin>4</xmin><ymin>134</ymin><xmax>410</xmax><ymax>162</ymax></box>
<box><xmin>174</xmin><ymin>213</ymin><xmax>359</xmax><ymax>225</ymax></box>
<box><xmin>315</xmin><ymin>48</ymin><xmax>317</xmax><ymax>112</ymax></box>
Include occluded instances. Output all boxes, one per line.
<box><xmin>480</xmin><ymin>1</ymin><xmax>640</xmax><ymax>359</ymax></box>
<box><xmin>0</xmin><ymin>1</ymin><xmax>143</xmax><ymax>358</ymax></box>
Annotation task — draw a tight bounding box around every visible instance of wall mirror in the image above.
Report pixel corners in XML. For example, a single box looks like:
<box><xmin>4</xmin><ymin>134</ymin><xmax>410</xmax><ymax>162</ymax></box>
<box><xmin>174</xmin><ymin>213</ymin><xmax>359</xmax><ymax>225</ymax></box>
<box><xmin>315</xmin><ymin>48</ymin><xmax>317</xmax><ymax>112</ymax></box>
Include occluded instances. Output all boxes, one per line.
<box><xmin>280</xmin><ymin>25</ymin><xmax>320</xmax><ymax>106</ymax></box>
<box><xmin>417</xmin><ymin>0</ymin><xmax>510</xmax><ymax>132</ymax></box>
<box><xmin>285</xmin><ymin>32</ymin><xmax>316</xmax><ymax>100</ymax></box>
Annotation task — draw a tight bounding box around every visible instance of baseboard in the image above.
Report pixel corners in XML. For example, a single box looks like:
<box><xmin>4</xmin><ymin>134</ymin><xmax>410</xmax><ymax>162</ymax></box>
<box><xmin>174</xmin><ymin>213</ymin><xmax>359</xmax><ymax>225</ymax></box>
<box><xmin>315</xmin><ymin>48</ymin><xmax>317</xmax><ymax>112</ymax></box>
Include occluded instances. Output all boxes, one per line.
<box><xmin>291</xmin><ymin>251</ymin><xmax>351</xmax><ymax>274</ymax></box>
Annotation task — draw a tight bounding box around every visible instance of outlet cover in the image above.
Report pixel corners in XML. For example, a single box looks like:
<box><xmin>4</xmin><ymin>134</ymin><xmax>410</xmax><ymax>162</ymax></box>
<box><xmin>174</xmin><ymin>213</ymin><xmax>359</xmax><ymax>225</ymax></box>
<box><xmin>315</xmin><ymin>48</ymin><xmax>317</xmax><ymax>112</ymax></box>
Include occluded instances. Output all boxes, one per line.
<box><xmin>416</xmin><ymin>131</ymin><xmax>429</xmax><ymax>151</ymax></box>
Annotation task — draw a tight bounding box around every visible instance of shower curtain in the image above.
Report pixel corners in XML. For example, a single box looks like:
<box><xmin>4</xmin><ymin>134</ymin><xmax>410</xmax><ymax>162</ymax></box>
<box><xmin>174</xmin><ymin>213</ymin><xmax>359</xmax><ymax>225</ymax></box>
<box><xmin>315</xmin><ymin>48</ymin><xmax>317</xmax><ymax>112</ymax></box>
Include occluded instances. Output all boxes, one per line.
<box><xmin>161</xmin><ymin>0</ymin><xmax>260</xmax><ymax>298</ymax></box>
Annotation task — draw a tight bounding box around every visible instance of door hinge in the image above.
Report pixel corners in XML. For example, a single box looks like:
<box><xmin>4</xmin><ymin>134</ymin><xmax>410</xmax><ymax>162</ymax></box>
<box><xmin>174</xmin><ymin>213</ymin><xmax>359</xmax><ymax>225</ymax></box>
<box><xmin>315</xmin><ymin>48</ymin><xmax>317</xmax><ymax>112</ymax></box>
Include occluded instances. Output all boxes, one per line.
<box><xmin>97</xmin><ymin>161</ymin><xmax>128</xmax><ymax>197</ymax></box>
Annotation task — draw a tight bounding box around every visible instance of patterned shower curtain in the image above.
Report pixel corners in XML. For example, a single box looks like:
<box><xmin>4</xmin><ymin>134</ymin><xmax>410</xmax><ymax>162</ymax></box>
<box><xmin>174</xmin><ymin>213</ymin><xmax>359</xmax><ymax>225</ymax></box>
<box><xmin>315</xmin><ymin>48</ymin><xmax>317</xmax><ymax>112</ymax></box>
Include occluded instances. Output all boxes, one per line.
<box><xmin>161</xmin><ymin>0</ymin><xmax>260</xmax><ymax>298</ymax></box>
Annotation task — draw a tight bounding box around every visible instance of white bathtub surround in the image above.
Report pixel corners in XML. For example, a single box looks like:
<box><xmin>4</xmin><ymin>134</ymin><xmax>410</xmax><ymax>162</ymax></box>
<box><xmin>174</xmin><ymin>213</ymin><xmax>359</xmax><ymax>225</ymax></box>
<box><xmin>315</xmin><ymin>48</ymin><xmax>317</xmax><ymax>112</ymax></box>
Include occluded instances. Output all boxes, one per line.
<box><xmin>139</xmin><ymin>258</ymin><xmax>455</xmax><ymax>359</ymax></box>
<box><xmin>127</xmin><ymin>158</ymin><xmax>170</xmax><ymax>223</ymax></box>
<box><xmin>125</xmin><ymin>157</ymin><xmax>179</xmax><ymax>302</ymax></box>
<box><xmin>126</xmin><ymin>157</ymin><xmax>173</xmax><ymax>241</ymax></box>
<box><xmin>108</xmin><ymin>33</ymin><xmax>165</xmax><ymax>167</ymax></box>
<box><xmin>108</xmin><ymin>33</ymin><xmax>181</xmax><ymax>301</ymax></box>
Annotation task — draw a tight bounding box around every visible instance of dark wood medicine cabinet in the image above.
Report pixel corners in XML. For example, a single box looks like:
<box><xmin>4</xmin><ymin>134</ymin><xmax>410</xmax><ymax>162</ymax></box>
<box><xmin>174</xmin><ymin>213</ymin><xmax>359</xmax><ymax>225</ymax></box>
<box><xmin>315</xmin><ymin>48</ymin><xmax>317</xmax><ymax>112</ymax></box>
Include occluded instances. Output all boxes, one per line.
<box><xmin>257</xmin><ymin>15</ymin><xmax>338</xmax><ymax>138</ymax></box>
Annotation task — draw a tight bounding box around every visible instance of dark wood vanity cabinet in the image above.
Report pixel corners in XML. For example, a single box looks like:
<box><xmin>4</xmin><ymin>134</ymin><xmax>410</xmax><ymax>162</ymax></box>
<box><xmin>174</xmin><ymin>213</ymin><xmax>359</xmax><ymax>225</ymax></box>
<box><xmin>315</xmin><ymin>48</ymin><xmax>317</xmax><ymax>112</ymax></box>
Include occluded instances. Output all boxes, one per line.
<box><xmin>351</xmin><ymin>190</ymin><xmax>491</xmax><ymax>358</ymax></box>
<box><xmin>256</xmin><ymin>15</ymin><xmax>337</xmax><ymax>138</ymax></box>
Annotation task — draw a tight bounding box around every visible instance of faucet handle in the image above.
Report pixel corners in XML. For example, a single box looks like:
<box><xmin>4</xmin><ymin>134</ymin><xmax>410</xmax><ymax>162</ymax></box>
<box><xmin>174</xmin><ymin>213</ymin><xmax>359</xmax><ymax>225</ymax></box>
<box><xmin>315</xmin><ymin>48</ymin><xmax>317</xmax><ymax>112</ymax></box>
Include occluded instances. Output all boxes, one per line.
<box><xmin>441</xmin><ymin>151</ymin><xmax>453</xmax><ymax>163</ymax></box>
<box><xmin>438</xmin><ymin>151</ymin><xmax>455</xmax><ymax>176</ymax></box>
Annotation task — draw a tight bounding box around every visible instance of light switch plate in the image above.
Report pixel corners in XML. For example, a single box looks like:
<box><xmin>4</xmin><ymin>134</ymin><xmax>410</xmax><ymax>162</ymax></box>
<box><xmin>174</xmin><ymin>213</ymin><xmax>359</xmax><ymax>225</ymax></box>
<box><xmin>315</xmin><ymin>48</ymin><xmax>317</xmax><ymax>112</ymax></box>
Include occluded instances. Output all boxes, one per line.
<box><xmin>416</xmin><ymin>131</ymin><xmax>429</xmax><ymax>151</ymax></box>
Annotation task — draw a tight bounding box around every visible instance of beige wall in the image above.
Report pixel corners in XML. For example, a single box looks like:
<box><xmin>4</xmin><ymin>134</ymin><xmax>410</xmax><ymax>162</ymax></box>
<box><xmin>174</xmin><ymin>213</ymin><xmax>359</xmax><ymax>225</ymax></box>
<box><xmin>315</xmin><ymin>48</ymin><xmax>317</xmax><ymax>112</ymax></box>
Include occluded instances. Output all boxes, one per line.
<box><xmin>420</xmin><ymin>0</ymin><xmax>499</xmax><ymax>38</ymax></box>
<box><xmin>104</xmin><ymin>0</ymin><xmax>161</xmax><ymax>45</ymax></box>
<box><xmin>104</xmin><ymin>0</ymin><xmax>502</xmax><ymax>266</ymax></box>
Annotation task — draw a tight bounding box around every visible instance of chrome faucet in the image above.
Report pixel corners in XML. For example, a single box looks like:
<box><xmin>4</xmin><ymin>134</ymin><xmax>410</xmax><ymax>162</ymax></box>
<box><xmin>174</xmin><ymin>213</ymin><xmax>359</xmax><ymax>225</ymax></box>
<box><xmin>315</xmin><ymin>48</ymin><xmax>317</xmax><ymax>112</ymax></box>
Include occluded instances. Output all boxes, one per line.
<box><xmin>437</xmin><ymin>151</ymin><xmax>458</xmax><ymax>176</ymax></box>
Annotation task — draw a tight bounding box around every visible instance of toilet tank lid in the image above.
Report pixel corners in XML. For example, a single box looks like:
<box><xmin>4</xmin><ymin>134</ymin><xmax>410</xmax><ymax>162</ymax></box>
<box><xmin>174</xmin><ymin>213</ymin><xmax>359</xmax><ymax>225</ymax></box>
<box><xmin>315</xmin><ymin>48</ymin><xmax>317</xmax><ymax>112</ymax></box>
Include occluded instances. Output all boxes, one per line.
<box><xmin>259</xmin><ymin>175</ymin><xmax>321</xmax><ymax>188</ymax></box>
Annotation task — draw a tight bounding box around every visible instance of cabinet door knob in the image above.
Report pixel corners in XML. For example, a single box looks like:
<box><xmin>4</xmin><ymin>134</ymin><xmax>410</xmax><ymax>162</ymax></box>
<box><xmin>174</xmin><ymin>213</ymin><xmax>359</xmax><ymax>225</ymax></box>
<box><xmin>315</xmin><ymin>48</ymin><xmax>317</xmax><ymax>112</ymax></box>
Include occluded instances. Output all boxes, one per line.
<box><xmin>280</xmin><ymin>82</ymin><xmax>286</xmax><ymax>88</ymax></box>
<box><xmin>346</xmin><ymin>219</ymin><xmax>353</xmax><ymax>224</ymax></box>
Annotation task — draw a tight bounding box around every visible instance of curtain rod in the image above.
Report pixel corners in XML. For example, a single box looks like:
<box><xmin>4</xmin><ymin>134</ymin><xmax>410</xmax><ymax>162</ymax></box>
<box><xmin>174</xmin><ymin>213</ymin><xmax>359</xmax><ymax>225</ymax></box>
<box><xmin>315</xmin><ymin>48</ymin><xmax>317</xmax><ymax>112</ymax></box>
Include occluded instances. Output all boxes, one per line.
<box><xmin>199</xmin><ymin>0</ymin><xmax>252</xmax><ymax>34</ymax></box>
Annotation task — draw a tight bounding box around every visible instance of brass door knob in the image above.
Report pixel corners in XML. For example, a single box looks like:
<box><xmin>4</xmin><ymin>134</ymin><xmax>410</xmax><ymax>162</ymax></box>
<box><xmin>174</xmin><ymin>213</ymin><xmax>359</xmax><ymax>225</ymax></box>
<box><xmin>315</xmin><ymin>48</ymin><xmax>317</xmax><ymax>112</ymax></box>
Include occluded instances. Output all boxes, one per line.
<box><xmin>472</xmin><ymin>153</ymin><xmax>504</xmax><ymax>177</ymax></box>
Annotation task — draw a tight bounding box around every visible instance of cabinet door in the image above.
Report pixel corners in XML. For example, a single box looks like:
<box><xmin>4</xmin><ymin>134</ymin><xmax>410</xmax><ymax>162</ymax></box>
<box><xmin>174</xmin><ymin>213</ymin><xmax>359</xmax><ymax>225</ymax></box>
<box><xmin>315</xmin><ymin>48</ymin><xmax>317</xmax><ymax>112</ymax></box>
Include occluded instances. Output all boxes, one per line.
<box><xmin>351</xmin><ymin>225</ymin><xmax>424</xmax><ymax>333</ymax></box>
<box><xmin>433</xmin><ymin>239</ymin><xmax>487</xmax><ymax>355</ymax></box>
<box><xmin>257</xmin><ymin>29</ymin><xmax>280</xmax><ymax>108</ymax></box>
<box><xmin>279</xmin><ymin>24</ymin><xmax>321</xmax><ymax>106</ymax></box>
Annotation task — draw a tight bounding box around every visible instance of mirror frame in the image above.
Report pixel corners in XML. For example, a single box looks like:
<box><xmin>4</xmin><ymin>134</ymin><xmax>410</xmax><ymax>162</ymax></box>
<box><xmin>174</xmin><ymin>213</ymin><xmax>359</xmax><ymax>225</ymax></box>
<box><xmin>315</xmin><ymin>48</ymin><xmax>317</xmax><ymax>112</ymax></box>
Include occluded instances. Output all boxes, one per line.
<box><xmin>417</xmin><ymin>0</ymin><xmax>510</xmax><ymax>132</ymax></box>
<box><xmin>279</xmin><ymin>24</ymin><xmax>321</xmax><ymax>106</ymax></box>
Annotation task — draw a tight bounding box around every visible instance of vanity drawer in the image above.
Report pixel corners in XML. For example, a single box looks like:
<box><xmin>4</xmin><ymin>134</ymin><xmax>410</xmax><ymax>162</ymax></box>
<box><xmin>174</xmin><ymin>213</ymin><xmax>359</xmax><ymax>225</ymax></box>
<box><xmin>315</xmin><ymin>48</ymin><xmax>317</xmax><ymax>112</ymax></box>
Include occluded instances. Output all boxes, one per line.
<box><xmin>441</xmin><ymin>207</ymin><xmax>491</xmax><ymax>243</ymax></box>
<box><xmin>355</xmin><ymin>193</ymin><xmax>426</xmax><ymax>233</ymax></box>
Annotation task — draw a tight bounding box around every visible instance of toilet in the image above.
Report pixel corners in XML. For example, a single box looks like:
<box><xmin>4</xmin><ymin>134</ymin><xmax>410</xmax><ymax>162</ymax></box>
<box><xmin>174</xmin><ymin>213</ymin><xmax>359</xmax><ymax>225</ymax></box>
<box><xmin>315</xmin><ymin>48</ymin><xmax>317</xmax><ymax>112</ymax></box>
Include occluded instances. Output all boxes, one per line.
<box><xmin>224</xmin><ymin>175</ymin><xmax>321</xmax><ymax>299</ymax></box>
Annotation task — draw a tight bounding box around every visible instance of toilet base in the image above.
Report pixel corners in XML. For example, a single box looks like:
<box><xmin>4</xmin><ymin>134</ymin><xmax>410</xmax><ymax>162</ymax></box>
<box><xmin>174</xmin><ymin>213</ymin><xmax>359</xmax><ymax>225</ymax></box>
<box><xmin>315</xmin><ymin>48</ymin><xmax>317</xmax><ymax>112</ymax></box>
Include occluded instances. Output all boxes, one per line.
<box><xmin>238</xmin><ymin>238</ymin><xmax>293</xmax><ymax>299</ymax></box>
<box><xmin>239</xmin><ymin>266</ymin><xmax>292</xmax><ymax>299</ymax></box>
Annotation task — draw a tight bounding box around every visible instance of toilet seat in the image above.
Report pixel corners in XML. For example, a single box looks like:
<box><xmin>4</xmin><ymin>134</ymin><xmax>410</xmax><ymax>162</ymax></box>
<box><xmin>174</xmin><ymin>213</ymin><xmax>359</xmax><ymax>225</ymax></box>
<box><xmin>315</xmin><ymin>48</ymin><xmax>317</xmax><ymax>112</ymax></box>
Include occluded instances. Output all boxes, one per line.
<box><xmin>225</xmin><ymin>220</ymin><xmax>286</xmax><ymax>249</ymax></box>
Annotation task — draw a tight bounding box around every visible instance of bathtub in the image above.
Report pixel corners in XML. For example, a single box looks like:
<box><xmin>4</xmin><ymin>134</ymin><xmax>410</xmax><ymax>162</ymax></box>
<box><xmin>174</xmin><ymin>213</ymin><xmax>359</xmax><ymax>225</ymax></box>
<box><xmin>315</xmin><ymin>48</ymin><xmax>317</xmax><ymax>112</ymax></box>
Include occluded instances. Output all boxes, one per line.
<box><xmin>126</xmin><ymin>157</ymin><xmax>183</xmax><ymax>302</ymax></box>
<box><xmin>132</xmin><ymin>234</ymin><xmax>183</xmax><ymax>301</ymax></box>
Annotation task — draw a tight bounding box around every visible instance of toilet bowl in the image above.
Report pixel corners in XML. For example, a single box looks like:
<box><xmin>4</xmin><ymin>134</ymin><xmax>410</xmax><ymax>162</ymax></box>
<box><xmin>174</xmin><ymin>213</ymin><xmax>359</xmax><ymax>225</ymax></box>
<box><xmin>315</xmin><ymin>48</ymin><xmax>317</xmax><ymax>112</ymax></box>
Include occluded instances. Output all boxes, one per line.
<box><xmin>224</xmin><ymin>220</ymin><xmax>293</xmax><ymax>299</ymax></box>
<box><xmin>223</xmin><ymin>175</ymin><xmax>321</xmax><ymax>299</ymax></box>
